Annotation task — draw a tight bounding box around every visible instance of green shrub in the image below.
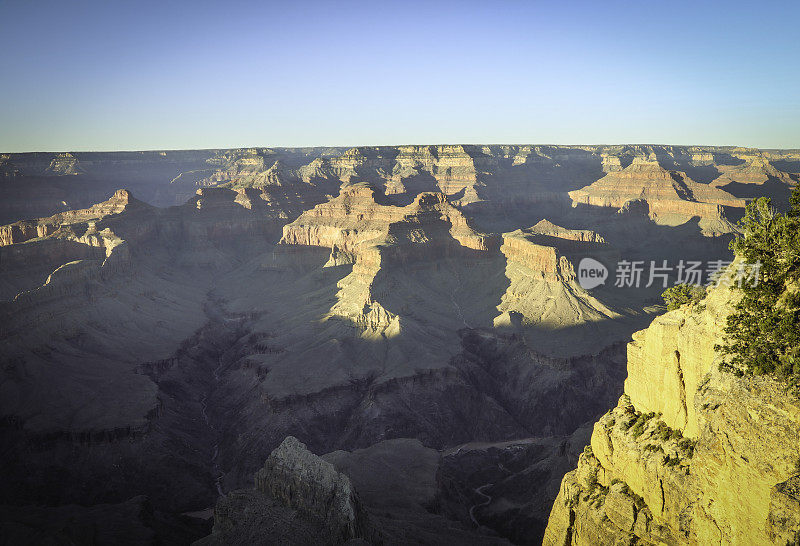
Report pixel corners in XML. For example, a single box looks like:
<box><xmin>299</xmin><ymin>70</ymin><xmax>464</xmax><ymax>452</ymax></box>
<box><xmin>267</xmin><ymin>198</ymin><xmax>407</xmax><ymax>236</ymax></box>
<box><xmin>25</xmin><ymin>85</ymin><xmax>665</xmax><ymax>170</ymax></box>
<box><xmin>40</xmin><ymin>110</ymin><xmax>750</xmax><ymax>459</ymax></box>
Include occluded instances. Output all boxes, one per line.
<box><xmin>655</xmin><ymin>421</ymin><xmax>671</xmax><ymax>441</ymax></box>
<box><xmin>717</xmin><ymin>189</ymin><xmax>800</xmax><ymax>381</ymax></box>
<box><xmin>663</xmin><ymin>454</ymin><xmax>681</xmax><ymax>467</ymax></box>
<box><xmin>662</xmin><ymin>284</ymin><xmax>707</xmax><ymax>311</ymax></box>
<box><xmin>620</xmin><ymin>418</ymin><xmax>634</xmax><ymax>431</ymax></box>
<box><xmin>678</xmin><ymin>437</ymin><xmax>696</xmax><ymax>458</ymax></box>
<box><xmin>586</xmin><ymin>468</ymin><xmax>598</xmax><ymax>487</ymax></box>
<box><xmin>653</xmin><ymin>420</ymin><xmax>684</xmax><ymax>442</ymax></box>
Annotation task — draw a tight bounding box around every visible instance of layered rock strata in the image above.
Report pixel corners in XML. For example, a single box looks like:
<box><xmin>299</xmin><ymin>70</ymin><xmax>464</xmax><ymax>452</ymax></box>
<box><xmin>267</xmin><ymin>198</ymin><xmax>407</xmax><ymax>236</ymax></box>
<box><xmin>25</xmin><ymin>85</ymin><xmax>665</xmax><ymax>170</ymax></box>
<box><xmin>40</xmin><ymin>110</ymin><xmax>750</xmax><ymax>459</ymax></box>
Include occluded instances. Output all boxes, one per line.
<box><xmin>543</xmin><ymin>275</ymin><xmax>800</xmax><ymax>545</ymax></box>
<box><xmin>494</xmin><ymin>221</ymin><xmax>618</xmax><ymax>331</ymax></box>
<box><xmin>568</xmin><ymin>158</ymin><xmax>747</xmax><ymax>235</ymax></box>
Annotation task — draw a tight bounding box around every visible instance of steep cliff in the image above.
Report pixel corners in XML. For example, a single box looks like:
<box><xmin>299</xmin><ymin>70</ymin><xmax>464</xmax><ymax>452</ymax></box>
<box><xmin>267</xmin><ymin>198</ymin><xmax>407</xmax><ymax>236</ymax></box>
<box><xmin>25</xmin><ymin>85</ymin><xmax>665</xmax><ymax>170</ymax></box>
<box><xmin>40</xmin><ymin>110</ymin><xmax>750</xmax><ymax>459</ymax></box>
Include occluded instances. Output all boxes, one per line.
<box><xmin>543</xmin><ymin>276</ymin><xmax>800</xmax><ymax>545</ymax></box>
<box><xmin>279</xmin><ymin>185</ymin><xmax>493</xmax><ymax>337</ymax></box>
<box><xmin>494</xmin><ymin>223</ymin><xmax>618</xmax><ymax>332</ymax></box>
<box><xmin>198</xmin><ymin>436</ymin><xmax>370</xmax><ymax>545</ymax></box>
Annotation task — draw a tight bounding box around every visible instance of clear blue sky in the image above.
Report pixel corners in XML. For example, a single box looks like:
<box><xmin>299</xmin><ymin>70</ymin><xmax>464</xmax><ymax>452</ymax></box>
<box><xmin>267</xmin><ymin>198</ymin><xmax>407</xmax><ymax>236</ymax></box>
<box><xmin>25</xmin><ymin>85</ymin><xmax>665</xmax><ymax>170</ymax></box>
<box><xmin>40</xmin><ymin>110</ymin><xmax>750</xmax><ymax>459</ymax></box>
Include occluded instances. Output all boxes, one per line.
<box><xmin>1</xmin><ymin>0</ymin><xmax>799</xmax><ymax>151</ymax></box>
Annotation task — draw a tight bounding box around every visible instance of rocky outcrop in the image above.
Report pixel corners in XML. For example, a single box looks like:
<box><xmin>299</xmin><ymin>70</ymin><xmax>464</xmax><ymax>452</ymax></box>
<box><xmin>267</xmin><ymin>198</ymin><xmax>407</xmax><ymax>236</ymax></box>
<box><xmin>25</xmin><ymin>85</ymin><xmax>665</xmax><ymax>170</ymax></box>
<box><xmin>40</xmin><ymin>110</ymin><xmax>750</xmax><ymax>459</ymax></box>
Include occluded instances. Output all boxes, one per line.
<box><xmin>254</xmin><ymin>436</ymin><xmax>369</xmax><ymax>543</ymax></box>
<box><xmin>200</xmin><ymin>437</ymin><xmax>374</xmax><ymax>545</ymax></box>
<box><xmin>526</xmin><ymin>219</ymin><xmax>606</xmax><ymax>243</ymax></box>
<box><xmin>543</xmin><ymin>276</ymin><xmax>800</xmax><ymax>545</ymax></box>
<box><xmin>498</xmin><ymin>230</ymin><xmax>577</xmax><ymax>280</ymax></box>
<box><xmin>568</xmin><ymin>158</ymin><xmax>747</xmax><ymax>235</ymax></box>
<box><xmin>201</xmin><ymin>437</ymin><xmax>511</xmax><ymax>544</ymax></box>
<box><xmin>494</xmin><ymin>222</ymin><xmax>618</xmax><ymax>331</ymax></box>
<box><xmin>280</xmin><ymin>185</ymin><xmax>492</xmax><ymax>255</ymax></box>
<box><xmin>280</xmin><ymin>185</ymin><xmax>493</xmax><ymax>336</ymax></box>
<box><xmin>46</xmin><ymin>152</ymin><xmax>84</xmax><ymax>175</ymax></box>
<box><xmin>709</xmin><ymin>153</ymin><xmax>799</xmax><ymax>208</ymax></box>
<box><xmin>0</xmin><ymin>188</ymin><xmax>137</xmax><ymax>246</ymax></box>
<box><xmin>280</xmin><ymin>184</ymin><xmax>399</xmax><ymax>253</ymax></box>
<box><xmin>387</xmin><ymin>145</ymin><xmax>481</xmax><ymax>201</ymax></box>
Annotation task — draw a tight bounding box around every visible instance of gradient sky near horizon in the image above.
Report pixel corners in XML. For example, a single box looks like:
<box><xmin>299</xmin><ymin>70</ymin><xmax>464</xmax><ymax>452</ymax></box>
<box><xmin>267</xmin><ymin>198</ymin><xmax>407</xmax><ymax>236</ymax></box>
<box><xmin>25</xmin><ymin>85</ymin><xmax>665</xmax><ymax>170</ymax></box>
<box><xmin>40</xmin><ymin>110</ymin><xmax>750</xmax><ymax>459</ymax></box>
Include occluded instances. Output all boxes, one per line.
<box><xmin>1</xmin><ymin>0</ymin><xmax>799</xmax><ymax>152</ymax></box>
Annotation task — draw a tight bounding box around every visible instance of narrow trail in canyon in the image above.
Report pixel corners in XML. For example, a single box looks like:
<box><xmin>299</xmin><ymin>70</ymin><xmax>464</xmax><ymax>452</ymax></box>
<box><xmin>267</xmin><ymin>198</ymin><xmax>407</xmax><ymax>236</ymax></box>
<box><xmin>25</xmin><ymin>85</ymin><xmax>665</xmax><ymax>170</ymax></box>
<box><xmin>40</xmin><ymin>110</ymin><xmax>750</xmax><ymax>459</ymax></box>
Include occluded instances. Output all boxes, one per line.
<box><xmin>469</xmin><ymin>483</ymin><xmax>493</xmax><ymax>527</ymax></box>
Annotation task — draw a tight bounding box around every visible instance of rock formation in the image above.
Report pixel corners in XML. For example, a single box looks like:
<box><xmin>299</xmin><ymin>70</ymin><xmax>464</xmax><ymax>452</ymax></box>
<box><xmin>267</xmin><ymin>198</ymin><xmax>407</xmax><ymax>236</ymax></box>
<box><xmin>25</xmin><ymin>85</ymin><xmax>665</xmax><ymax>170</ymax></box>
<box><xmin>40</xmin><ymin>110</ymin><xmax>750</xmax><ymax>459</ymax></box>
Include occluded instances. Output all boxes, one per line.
<box><xmin>543</xmin><ymin>272</ymin><xmax>800</xmax><ymax>545</ymax></box>
<box><xmin>2</xmin><ymin>145</ymin><xmax>795</xmax><ymax>226</ymax></box>
<box><xmin>254</xmin><ymin>437</ymin><xmax>368</xmax><ymax>543</ymax></box>
<box><xmin>494</xmin><ymin>221</ymin><xmax>618</xmax><ymax>332</ymax></box>
<box><xmin>0</xmin><ymin>188</ymin><xmax>137</xmax><ymax>246</ymax></box>
<box><xmin>278</xmin><ymin>184</ymin><xmax>494</xmax><ymax>336</ymax></box>
<box><xmin>201</xmin><ymin>436</ymin><xmax>515</xmax><ymax>544</ymax></box>
<box><xmin>46</xmin><ymin>152</ymin><xmax>84</xmax><ymax>175</ymax></box>
<box><xmin>568</xmin><ymin>158</ymin><xmax>748</xmax><ymax>235</ymax></box>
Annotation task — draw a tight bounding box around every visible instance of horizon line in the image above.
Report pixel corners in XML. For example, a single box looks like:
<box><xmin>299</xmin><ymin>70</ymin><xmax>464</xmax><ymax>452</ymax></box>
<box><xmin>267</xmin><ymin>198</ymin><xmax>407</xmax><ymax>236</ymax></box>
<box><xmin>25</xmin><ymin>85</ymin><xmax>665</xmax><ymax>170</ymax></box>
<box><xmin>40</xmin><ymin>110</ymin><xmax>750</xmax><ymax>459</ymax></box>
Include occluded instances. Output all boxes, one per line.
<box><xmin>4</xmin><ymin>142</ymin><xmax>800</xmax><ymax>155</ymax></box>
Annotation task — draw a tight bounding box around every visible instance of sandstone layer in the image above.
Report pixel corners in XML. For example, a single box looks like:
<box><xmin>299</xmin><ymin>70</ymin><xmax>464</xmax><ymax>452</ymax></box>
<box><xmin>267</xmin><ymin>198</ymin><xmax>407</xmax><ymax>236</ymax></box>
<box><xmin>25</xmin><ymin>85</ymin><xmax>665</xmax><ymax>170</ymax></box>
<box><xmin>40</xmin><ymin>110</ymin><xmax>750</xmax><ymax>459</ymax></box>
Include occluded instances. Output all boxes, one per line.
<box><xmin>568</xmin><ymin>158</ymin><xmax>747</xmax><ymax>236</ymax></box>
<box><xmin>3</xmin><ymin>145</ymin><xmax>795</xmax><ymax>226</ymax></box>
<box><xmin>543</xmin><ymin>274</ymin><xmax>800</xmax><ymax>545</ymax></box>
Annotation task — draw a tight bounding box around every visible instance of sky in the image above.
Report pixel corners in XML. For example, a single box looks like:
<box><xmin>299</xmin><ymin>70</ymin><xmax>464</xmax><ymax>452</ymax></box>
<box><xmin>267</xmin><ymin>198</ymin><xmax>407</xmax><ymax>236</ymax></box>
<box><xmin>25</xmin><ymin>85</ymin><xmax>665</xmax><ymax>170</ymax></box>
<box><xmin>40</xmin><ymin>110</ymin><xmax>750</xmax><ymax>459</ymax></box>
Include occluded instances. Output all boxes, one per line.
<box><xmin>1</xmin><ymin>0</ymin><xmax>799</xmax><ymax>152</ymax></box>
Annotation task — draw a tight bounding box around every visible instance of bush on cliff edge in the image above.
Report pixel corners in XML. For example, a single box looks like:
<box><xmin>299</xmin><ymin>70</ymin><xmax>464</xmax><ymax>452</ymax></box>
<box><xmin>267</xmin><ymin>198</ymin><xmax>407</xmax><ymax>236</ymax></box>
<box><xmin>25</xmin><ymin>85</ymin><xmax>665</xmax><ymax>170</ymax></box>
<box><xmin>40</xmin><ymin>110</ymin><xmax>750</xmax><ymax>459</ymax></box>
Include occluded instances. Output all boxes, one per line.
<box><xmin>662</xmin><ymin>284</ymin><xmax>707</xmax><ymax>311</ymax></box>
<box><xmin>716</xmin><ymin>185</ymin><xmax>800</xmax><ymax>381</ymax></box>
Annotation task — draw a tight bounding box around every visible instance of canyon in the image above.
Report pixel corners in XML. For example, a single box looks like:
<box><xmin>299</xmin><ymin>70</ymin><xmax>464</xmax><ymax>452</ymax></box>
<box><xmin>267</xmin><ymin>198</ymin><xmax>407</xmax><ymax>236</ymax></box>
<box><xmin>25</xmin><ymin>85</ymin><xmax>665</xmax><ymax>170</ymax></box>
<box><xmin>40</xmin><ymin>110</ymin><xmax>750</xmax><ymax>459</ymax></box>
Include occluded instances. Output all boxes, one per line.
<box><xmin>0</xmin><ymin>145</ymin><xmax>797</xmax><ymax>544</ymax></box>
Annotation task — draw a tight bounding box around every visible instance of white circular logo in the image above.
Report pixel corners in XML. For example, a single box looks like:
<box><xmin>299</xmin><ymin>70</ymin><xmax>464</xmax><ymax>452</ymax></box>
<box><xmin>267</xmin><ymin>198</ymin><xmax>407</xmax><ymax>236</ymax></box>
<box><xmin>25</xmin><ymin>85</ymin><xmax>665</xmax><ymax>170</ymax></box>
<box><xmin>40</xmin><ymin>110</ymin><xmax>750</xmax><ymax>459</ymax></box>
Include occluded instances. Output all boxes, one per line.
<box><xmin>578</xmin><ymin>258</ymin><xmax>608</xmax><ymax>289</ymax></box>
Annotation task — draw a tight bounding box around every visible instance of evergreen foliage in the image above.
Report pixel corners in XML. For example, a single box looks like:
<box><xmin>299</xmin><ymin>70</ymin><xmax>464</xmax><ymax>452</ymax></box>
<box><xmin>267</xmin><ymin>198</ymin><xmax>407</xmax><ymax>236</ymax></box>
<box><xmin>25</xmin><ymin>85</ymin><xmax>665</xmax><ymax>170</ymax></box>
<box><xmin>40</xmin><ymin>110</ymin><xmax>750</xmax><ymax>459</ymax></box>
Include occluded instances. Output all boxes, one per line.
<box><xmin>716</xmin><ymin>186</ymin><xmax>800</xmax><ymax>381</ymax></box>
<box><xmin>662</xmin><ymin>284</ymin><xmax>706</xmax><ymax>310</ymax></box>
